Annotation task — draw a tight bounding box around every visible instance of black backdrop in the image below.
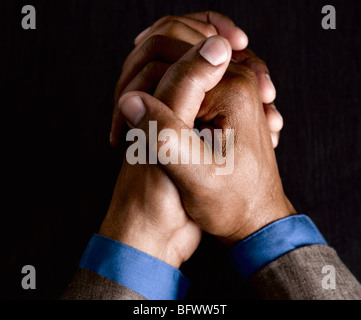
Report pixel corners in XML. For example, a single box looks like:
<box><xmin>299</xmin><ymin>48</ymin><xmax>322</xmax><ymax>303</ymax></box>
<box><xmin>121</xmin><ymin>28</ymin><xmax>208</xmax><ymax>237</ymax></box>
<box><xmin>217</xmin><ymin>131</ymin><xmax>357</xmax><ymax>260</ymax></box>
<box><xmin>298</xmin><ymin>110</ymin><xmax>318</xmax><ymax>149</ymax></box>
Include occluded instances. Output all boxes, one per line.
<box><xmin>2</xmin><ymin>0</ymin><xmax>361</xmax><ymax>300</ymax></box>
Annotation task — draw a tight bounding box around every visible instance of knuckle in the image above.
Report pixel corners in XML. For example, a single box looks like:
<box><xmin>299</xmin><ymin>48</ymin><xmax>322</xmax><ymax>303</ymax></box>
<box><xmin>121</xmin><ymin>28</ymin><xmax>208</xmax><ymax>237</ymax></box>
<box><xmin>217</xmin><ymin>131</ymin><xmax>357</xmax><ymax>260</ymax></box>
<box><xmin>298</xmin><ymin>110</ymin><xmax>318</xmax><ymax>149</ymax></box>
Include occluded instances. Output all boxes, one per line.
<box><xmin>141</xmin><ymin>35</ymin><xmax>169</xmax><ymax>57</ymax></box>
<box><xmin>203</xmin><ymin>23</ymin><xmax>218</xmax><ymax>37</ymax></box>
<box><xmin>227</xmin><ymin>68</ymin><xmax>258</xmax><ymax>93</ymax></box>
<box><xmin>142</xmin><ymin>61</ymin><xmax>160</xmax><ymax>74</ymax></box>
<box><xmin>241</xmin><ymin>79</ymin><xmax>259</xmax><ymax>104</ymax></box>
<box><xmin>141</xmin><ymin>61</ymin><xmax>168</xmax><ymax>81</ymax></box>
<box><xmin>138</xmin><ymin>62</ymin><xmax>157</xmax><ymax>82</ymax></box>
<box><xmin>147</xmin><ymin>20</ymin><xmax>186</xmax><ymax>41</ymax></box>
<box><xmin>222</xmin><ymin>70</ymin><xmax>260</xmax><ymax>112</ymax></box>
<box><xmin>122</xmin><ymin>35</ymin><xmax>165</xmax><ymax>73</ymax></box>
<box><xmin>163</xmin><ymin>20</ymin><xmax>186</xmax><ymax>37</ymax></box>
<box><xmin>242</xmin><ymin>67</ymin><xmax>259</xmax><ymax>86</ymax></box>
<box><xmin>145</xmin><ymin>34</ymin><xmax>165</xmax><ymax>49</ymax></box>
<box><xmin>167</xmin><ymin>59</ymin><xmax>201</xmax><ymax>89</ymax></box>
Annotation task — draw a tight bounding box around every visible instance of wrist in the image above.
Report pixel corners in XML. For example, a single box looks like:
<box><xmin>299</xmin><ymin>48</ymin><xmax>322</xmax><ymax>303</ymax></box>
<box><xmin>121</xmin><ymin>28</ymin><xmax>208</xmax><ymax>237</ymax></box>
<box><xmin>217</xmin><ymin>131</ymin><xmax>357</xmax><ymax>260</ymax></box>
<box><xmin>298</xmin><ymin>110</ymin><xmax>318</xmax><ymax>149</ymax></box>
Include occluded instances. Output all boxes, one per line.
<box><xmin>79</xmin><ymin>234</ymin><xmax>191</xmax><ymax>300</ymax></box>
<box><xmin>228</xmin><ymin>214</ymin><xmax>327</xmax><ymax>282</ymax></box>
<box><xmin>221</xmin><ymin>194</ymin><xmax>297</xmax><ymax>246</ymax></box>
<box><xmin>99</xmin><ymin>215</ymin><xmax>184</xmax><ymax>269</ymax></box>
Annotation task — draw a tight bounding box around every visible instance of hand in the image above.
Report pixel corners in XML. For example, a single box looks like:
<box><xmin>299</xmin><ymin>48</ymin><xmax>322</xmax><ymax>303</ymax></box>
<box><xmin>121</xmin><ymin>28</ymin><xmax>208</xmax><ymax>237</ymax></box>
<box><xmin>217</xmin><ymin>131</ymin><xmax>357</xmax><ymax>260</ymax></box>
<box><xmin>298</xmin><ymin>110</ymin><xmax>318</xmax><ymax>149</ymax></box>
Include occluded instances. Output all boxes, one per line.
<box><xmin>117</xmin><ymin>37</ymin><xmax>296</xmax><ymax>246</ymax></box>
<box><xmin>100</xmin><ymin>12</ymin><xmax>257</xmax><ymax>268</ymax></box>
<box><xmin>100</xmin><ymin>12</ymin><xmax>288</xmax><ymax>269</ymax></box>
<box><xmin>99</xmin><ymin>36</ymin><xmax>232</xmax><ymax>268</ymax></box>
<box><xmin>110</xmin><ymin>11</ymin><xmax>283</xmax><ymax>149</ymax></box>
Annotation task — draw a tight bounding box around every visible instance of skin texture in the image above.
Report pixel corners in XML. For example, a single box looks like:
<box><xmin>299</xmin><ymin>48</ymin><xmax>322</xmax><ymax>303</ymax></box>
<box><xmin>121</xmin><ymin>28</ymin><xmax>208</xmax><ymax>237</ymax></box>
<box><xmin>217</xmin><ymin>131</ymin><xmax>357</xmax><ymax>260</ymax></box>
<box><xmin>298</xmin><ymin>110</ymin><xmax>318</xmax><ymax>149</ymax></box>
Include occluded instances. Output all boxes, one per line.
<box><xmin>110</xmin><ymin>12</ymin><xmax>282</xmax><ymax>149</ymax></box>
<box><xmin>100</xmin><ymin>12</ymin><xmax>294</xmax><ymax>269</ymax></box>
<box><xmin>100</xmin><ymin>36</ymin><xmax>231</xmax><ymax>268</ymax></box>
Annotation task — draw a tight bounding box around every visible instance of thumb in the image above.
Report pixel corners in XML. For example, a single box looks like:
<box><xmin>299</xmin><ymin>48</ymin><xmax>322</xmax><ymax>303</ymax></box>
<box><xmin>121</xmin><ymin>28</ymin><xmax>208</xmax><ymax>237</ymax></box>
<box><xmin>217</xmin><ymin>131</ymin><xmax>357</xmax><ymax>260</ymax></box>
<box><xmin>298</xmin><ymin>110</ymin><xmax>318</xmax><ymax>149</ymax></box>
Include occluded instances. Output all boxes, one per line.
<box><xmin>116</xmin><ymin>36</ymin><xmax>232</xmax><ymax>188</ymax></box>
<box><xmin>154</xmin><ymin>35</ymin><xmax>232</xmax><ymax>127</ymax></box>
<box><xmin>118</xmin><ymin>91</ymin><xmax>211</xmax><ymax>191</ymax></box>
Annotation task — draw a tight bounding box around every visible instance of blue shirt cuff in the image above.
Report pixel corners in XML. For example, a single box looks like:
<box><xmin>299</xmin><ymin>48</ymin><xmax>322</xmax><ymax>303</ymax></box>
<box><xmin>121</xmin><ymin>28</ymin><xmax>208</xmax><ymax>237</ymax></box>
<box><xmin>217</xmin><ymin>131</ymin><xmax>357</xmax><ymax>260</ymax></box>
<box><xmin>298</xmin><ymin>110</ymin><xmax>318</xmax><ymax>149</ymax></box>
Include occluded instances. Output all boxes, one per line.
<box><xmin>229</xmin><ymin>214</ymin><xmax>328</xmax><ymax>282</ymax></box>
<box><xmin>79</xmin><ymin>234</ymin><xmax>190</xmax><ymax>300</ymax></box>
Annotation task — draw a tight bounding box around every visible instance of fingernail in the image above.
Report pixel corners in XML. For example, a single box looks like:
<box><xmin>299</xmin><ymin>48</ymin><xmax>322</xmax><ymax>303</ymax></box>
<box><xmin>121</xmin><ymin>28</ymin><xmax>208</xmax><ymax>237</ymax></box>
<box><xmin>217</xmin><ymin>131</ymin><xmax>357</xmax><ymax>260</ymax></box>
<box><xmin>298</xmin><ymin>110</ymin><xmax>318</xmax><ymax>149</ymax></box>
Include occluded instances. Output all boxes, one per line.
<box><xmin>199</xmin><ymin>37</ymin><xmax>229</xmax><ymax>66</ymax></box>
<box><xmin>119</xmin><ymin>96</ymin><xmax>146</xmax><ymax>127</ymax></box>
<box><xmin>134</xmin><ymin>26</ymin><xmax>151</xmax><ymax>44</ymax></box>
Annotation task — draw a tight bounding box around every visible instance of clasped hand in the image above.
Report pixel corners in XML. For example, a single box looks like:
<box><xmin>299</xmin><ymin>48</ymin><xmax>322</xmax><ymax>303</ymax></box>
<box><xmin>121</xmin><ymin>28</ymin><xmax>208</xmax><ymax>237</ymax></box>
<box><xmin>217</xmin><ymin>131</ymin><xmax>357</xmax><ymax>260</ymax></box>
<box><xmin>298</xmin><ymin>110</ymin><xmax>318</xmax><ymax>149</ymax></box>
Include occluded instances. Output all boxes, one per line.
<box><xmin>100</xmin><ymin>11</ymin><xmax>296</xmax><ymax>269</ymax></box>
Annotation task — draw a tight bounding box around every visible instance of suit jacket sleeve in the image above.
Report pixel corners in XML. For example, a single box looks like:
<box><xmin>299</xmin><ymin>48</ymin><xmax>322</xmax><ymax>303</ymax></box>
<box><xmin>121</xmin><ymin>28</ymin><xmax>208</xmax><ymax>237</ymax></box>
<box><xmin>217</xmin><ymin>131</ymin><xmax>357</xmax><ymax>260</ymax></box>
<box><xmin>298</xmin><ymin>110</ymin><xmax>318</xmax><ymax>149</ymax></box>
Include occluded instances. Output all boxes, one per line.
<box><xmin>61</xmin><ymin>268</ymin><xmax>146</xmax><ymax>300</ymax></box>
<box><xmin>61</xmin><ymin>245</ymin><xmax>361</xmax><ymax>300</ymax></box>
<box><xmin>248</xmin><ymin>244</ymin><xmax>361</xmax><ymax>300</ymax></box>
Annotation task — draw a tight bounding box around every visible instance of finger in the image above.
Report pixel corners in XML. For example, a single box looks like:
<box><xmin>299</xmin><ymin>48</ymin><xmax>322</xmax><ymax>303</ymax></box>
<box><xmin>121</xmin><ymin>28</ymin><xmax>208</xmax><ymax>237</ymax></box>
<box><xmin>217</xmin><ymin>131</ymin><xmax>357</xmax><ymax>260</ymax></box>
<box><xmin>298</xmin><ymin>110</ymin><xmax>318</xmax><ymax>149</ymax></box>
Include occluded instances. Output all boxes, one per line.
<box><xmin>113</xmin><ymin>12</ymin><xmax>249</xmax><ymax>147</ymax></box>
<box><xmin>110</xmin><ymin>61</ymin><xmax>170</xmax><ymax>147</ymax></box>
<box><xmin>271</xmin><ymin>131</ymin><xmax>280</xmax><ymax>148</ymax></box>
<box><xmin>118</xmin><ymin>92</ymin><xmax>210</xmax><ymax>192</ymax></box>
<box><xmin>111</xmin><ymin>37</ymin><xmax>192</xmax><ymax>147</ymax></box>
<box><xmin>264</xmin><ymin>103</ymin><xmax>284</xmax><ymax>133</ymax></box>
<box><xmin>185</xmin><ymin>11</ymin><xmax>248</xmax><ymax>50</ymax></box>
<box><xmin>134</xmin><ymin>19</ymin><xmax>208</xmax><ymax>49</ymax></box>
<box><xmin>134</xmin><ymin>13</ymin><xmax>246</xmax><ymax>50</ymax></box>
<box><xmin>123</xmin><ymin>62</ymin><xmax>171</xmax><ymax>95</ymax></box>
<box><xmin>134</xmin><ymin>15</ymin><xmax>218</xmax><ymax>45</ymax></box>
<box><xmin>117</xmin><ymin>36</ymin><xmax>232</xmax><ymax>184</ymax></box>
<box><xmin>232</xmin><ymin>50</ymin><xmax>276</xmax><ymax>104</ymax></box>
<box><xmin>154</xmin><ymin>35</ymin><xmax>232</xmax><ymax>127</ymax></box>
<box><xmin>115</xmin><ymin>36</ymin><xmax>192</xmax><ymax>104</ymax></box>
<box><xmin>257</xmin><ymin>73</ymin><xmax>276</xmax><ymax>104</ymax></box>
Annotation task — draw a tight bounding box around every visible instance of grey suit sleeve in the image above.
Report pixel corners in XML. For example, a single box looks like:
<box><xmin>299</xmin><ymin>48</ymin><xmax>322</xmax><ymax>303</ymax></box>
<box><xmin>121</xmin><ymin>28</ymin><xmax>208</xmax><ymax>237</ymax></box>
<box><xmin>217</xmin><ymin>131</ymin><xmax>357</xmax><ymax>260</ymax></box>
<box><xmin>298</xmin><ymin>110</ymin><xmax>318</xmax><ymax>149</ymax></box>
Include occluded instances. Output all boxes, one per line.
<box><xmin>248</xmin><ymin>244</ymin><xmax>361</xmax><ymax>300</ymax></box>
<box><xmin>61</xmin><ymin>268</ymin><xmax>146</xmax><ymax>300</ymax></box>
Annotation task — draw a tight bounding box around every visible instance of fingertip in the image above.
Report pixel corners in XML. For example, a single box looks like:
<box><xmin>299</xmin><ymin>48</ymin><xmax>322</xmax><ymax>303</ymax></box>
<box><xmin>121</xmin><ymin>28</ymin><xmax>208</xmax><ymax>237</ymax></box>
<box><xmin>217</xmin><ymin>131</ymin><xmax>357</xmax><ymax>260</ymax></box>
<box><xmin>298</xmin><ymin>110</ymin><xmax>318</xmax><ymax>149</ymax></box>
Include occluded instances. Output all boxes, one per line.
<box><xmin>183</xmin><ymin>11</ymin><xmax>248</xmax><ymax>50</ymax></box>
<box><xmin>233</xmin><ymin>27</ymin><xmax>248</xmax><ymax>50</ymax></box>
<box><xmin>271</xmin><ymin>131</ymin><xmax>280</xmax><ymax>148</ymax></box>
<box><xmin>199</xmin><ymin>35</ymin><xmax>231</xmax><ymax>66</ymax></box>
<box><xmin>217</xmin><ymin>26</ymin><xmax>248</xmax><ymax>51</ymax></box>
<box><xmin>260</xmin><ymin>74</ymin><xmax>276</xmax><ymax>104</ymax></box>
<box><xmin>118</xmin><ymin>94</ymin><xmax>146</xmax><ymax>128</ymax></box>
<box><xmin>266</xmin><ymin>104</ymin><xmax>284</xmax><ymax>133</ymax></box>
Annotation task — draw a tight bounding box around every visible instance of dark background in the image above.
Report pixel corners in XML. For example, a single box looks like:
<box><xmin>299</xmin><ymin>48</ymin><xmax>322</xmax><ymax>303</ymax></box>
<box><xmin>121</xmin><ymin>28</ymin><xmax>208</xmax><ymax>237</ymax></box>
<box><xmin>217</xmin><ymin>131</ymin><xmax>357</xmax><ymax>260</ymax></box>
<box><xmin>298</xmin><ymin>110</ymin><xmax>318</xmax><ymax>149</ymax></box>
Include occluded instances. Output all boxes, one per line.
<box><xmin>2</xmin><ymin>0</ymin><xmax>360</xmax><ymax>299</ymax></box>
